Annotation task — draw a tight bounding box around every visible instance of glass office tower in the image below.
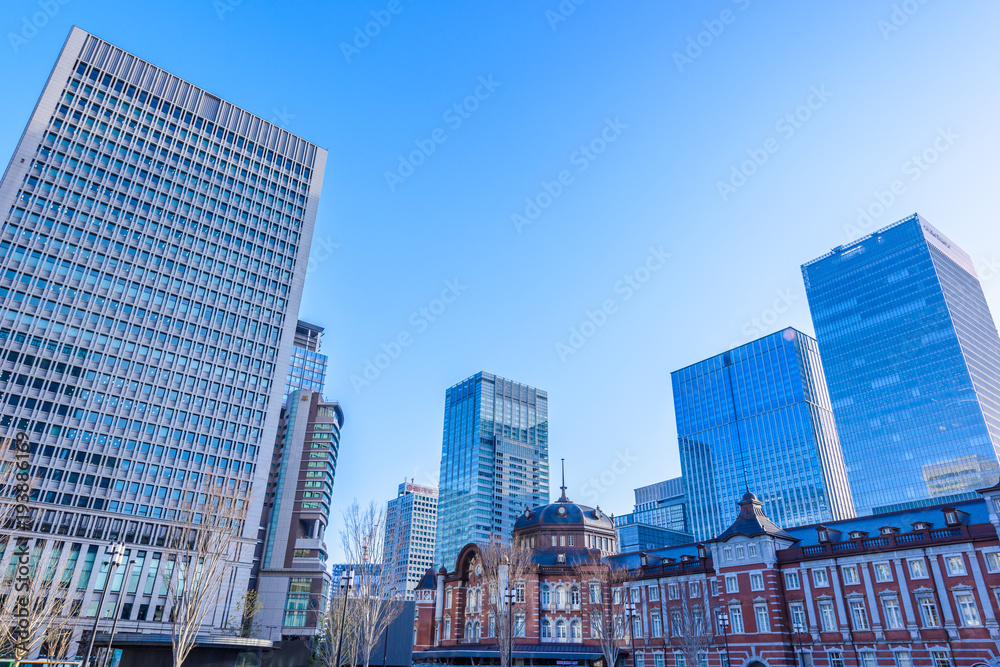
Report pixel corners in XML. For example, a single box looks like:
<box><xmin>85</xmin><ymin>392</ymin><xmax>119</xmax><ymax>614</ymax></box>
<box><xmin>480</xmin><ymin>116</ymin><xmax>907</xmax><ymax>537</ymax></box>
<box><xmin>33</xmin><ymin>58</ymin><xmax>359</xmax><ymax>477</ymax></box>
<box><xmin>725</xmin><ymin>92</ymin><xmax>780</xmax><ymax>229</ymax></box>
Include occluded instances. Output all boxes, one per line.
<box><xmin>284</xmin><ymin>320</ymin><xmax>328</xmax><ymax>400</ymax></box>
<box><xmin>802</xmin><ymin>214</ymin><xmax>1000</xmax><ymax>514</ymax></box>
<box><xmin>673</xmin><ymin>328</ymin><xmax>855</xmax><ymax>540</ymax></box>
<box><xmin>0</xmin><ymin>27</ymin><xmax>325</xmax><ymax>655</ymax></box>
<box><xmin>435</xmin><ymin>372</ymin><xmax>549</xmax><ymax>569</ymax></box>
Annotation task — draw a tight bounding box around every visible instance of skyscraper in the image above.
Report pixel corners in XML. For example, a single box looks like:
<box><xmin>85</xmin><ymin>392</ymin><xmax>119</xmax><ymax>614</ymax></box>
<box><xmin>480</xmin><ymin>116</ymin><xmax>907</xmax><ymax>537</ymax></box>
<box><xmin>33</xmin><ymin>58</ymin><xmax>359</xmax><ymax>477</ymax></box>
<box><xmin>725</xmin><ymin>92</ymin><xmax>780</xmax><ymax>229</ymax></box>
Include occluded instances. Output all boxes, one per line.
<box><xmin>613</xmin><ymin>477</ymin><xmax>692</xmax><ymax>552</ymax></box>
<box><xmin>384</xmin><ymin>480</ymin><xmax>438</xmax><ymax>600</ymax></box>
<box><xmin>802</xmin><ymin>214</ymin><xmax>1000</xmax><ymax>514</ymax></box>
<box><xmin>284</xmin><ymin>319</ymin><xmax>328</xmax><ymax>400</ymax></box>
<box><xmin>435</xmin><ymin>371</ymin><xmax>549</xmax><ymax>569</ymax></box>
<box><xmin>0</xmin><ymin>27</ymin><xmax>326</xmax><ymax>656</ymax></box>
<box><xmin>673</xmin><ymin>328</ymin><xmax>855</xmax><ymax>540</ymax></box>
<box><xmin>257</xmin><ymin>391</ymin><xmax>343</xmax><ymax>639</ymax></box>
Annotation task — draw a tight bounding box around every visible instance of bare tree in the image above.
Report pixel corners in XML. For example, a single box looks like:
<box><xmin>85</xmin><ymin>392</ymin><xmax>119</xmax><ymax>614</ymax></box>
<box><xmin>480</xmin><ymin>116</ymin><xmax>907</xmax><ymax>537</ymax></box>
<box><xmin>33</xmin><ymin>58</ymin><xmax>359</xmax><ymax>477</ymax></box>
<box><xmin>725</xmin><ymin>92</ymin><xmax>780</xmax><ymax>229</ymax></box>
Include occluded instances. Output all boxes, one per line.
<box><xmin>167</xmin><ymin>480</ymin><xmax>251</xmax><ymax>667</ymax></box>
<box><xmin>311</xmin><ymin>595</ymin><xmax>363</xmax><ymax>667</ymax></box>
<box><xmin>223</xmin><ymin>589</ymin><xmax>263</xmax><ymax>638</ymax></box>
<box><xmin>576</xmin><ymin>558</ymin><xmax>634</xmax><ymax>667</ymax></box>
<box><xmin>340</xmin><ymin>499</ymin><xmax>406</xmax><ymax>667</ymax></box>
<box><xmin>677</xmin><ymin>590</ymin><xmax>712</xmax><ymax>667</ymax></box>
<box><xmin>479</xmin><ymin>539</ymin><xmax>533</xmax><ymax>667</ymax></box>
<box><xmin>0</xmin><ymin>540</ymin><xmax>77</xmax><ymax>667</ymax></box>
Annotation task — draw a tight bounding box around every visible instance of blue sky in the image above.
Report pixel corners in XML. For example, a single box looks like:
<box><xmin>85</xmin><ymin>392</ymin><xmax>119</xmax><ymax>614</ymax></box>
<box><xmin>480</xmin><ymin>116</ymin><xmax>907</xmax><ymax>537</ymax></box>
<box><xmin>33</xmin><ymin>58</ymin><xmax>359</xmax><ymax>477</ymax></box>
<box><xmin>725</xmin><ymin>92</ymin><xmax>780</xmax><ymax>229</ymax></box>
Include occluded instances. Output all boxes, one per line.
<box><xmin>2</xmin><ymin>1</ymin><xmax>999</xmax><ymax>557</ymax></box>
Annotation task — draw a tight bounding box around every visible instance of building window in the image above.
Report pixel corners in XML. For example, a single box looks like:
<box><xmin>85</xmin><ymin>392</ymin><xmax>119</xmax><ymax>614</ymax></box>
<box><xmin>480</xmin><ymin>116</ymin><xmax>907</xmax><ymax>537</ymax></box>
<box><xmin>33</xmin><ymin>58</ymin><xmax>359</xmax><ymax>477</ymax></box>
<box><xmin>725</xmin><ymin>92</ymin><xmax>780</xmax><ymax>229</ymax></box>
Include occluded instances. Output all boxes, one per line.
<box><xmin>488</xmin><ymin>614</ymin><xmax>496</xmax><ymax>638</ymax></box>
<box><xmin>571</xmin><ymin>620</ymin><xmax>582</xmax><ymax>641</ymax></box>
<box><xmin>690</xmin><ymin>581</ymin><xmax>700</xmax><ymax>597</ymax></box>
<box><xmin>818</xmin><ymin>601</ymin><xmax>836</xmax><ymax>632</ymax></box>
<box><xmin>882</xmin><ymin>597</ymin><xmax>904</xmax><ymax>629</ymax></box>
<box><xmin>571</xmin><ymin>585</ymin><xmax>581</xmax><ymax>608</ymax></box>
<box><xmin>671</xmin><ymin>611</ymin><xmax>682</xmax><ymax>637</ymax></box>
<box><xmin>541</xmin><ymin>617</ymin><xmax>551</xmax><ymax>639</ymax></box>
<box><xmin>753</xmin><ymin>603</ymin><xmax>769</xmax><ymax>632</ymax></box>
<box><xmin>955</xmin><ymin>593</ymin><xmax>982</xmax><ymax>626</ymax></box>
<box><xmin>649</xmin><ymin>585</ymin><xmax>660</xmax><ymax>601</ymax></box>
<box><xmin>750</xmin><ymin>573</ymin><xmax>764</xmax><ymax>591</ymax></box>
<box><xmin>556</xmin><ymin>619</ymin><xmax>568</xmax><ymax>641</ymax></box>
<box><xmin>918</xmin><ymin>597</ymin><xmax>941</xmax><ymax>627</ymax></box>
<box><xmin>541</xmin><ymin>585</ymin><xmax>551</xmax><ymax>608</ymax></box>
<box><xmin>985</xmin><ymin>552</ymin><xmax>1000</xmax><ymax>574</ymax></box>
<box><xmin>729</xmin><ymin>605</ymin><xmax>744</xmax><ymax>633</ymax></box>
<box><xmin>842</xmin><ymin>566</ymin><xmax>859</xmax><ymax>585</ymax></box>
<box><xmin>849</xmin><ymin>599</ymin><xmax>868</xmax><ymax>630</ymax></box>
<box><xmin>283</xmin><ymin>577</ymin><xmax>311</xmax><ymax>628</ymax></box>
<box><xmin>669</xmin><ymin>583</ymin><xmax>679</xmax><ymax>599</ymax></box>
<box><xmin>812</xmin><ymin>569</ymin><xmax>828</xmax><ymax>587</ymax></box>
<box><xmin>651</xmin><ymin>613</ymin><xmax>662</xmax><ymax>637</ymax></box>
<box><xmin>735</xmin><ymin>546</ymin><xmax>745</xmax><ymax>559</ymax></box>
<box><xmin>590</xmin><ymin>582</ymin><xmax>601</xmax><ymax>604</ymax></box>
<box><xmin>632</xmin><ymin>616</ymin><xmax>643</xmax><ymax>638</ymax></box>
<box><xmin>748</xmin><ymin>543</ymin><xmax>758</xmax><ymax>557</ymax></box>
<box><xmin>785</xmin><ymin>571</ymin><xmax>800</xmax><ymax>589</ymax></box>
<box><xmin>725</xmin><ymin>575</ymin><xmax>738</xmax><ymax>593</ymax></box>
<box><xmin>931</xmin><ymin>651</ymin><xmax>951</xmax><ymax>667</ymax></box>
<box><xmin>631</xmin><ymin>587</ymin><xmax>642</xmax><ymax>603</ymax></box>
<box><xmin>894</xmin><ymin>651</ymin><xmax>913</xmax><ymax>667</ymax></box>
<box><xmin>444</xmin><ymin>616</ymin><xmax>451</xmax><ymax>639</ymax></box>
<box><xmin>446</xmin><ymin>589</ymin><xmax>452</xmax><ymax>608</ymax></box>
<box><xmin>790</xmin><ymin>603</ymin><xmax>806</xmax><ymax>628</ymax></box>
<box><xmin>515</xmin><ymin>612</ymin><xmax>526</xmax><ymax>637</ymax></box>
<box><xmin>908</xmin><ymin>559</ymin><xmax>928</xmax><ymax>579</ymax></box>
<box><xmin>557</xmin><ymin>585</ymin><xmax>567</xmax><ymax>608</ymax></box>
<box><xmin>655</xmin><ymin>654</ymin><xmax>666</xmax><ymax>667</ymax></box>
<box><xmin>860</xmin><ymin>651</ymin><xmax>877</xmax><ymax>667</ymax></box>
<box><xmin>676</xmin><ymin>654</ymin><xmax>686</xmax><ymax>667</ymax></box>
<box><xmin>829</xmin><ymin>652</ymin><xmax>845</xmax><ymax>667</ymax></box>
<box><xmin>944</xmin><ymin>555</ymin><xmax>966</xmax><ymax>576</ymax></box>
<box><xmin>874</xmin><ymin>562</ymin><xmax>892</xmax><ymax>582</ymax></box>
<box><xmin>711</xmin><ymin>579</ymin><xmax>720</xmax><ymax>596</ymax></box>
<box><xmin>724</xmin><ymin>547</ymin><xmax>732</xmax><ymax>561</ymax></box>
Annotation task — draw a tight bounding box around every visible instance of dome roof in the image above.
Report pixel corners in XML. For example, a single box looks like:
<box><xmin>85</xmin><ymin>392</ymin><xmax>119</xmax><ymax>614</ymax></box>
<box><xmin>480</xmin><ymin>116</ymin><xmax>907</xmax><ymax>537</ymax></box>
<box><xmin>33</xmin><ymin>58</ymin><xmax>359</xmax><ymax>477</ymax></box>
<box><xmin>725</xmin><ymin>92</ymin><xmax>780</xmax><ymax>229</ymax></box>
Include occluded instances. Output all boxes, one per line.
<box><xmin>513</xmin><ymin>499</ymin><xmax>614</xmax><ymax>532</ymax></box>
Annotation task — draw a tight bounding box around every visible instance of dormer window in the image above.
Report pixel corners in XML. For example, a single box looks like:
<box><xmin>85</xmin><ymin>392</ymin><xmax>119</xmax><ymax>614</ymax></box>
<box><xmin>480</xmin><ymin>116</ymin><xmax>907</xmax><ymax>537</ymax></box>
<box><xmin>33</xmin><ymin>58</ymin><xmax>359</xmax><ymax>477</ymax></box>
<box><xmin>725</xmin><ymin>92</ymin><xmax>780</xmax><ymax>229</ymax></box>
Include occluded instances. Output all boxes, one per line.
<box><xmin>557</xmin><ymin>553</ymin><xmax>566</xmax><ymax>564</ymax></box>
<box><xmin>849</xmin><ymin>531</ymin><xmax>868</xmax><ymax>539</ymax></box>
<box><xmin>817</xmin><ymin>527</ymin><xmax>830</xmax><ymax>543</ymax></box>
<box><xmin>942</xmin><ymin>508</ymin><xmax>960</xmax><ymax>526</ymax></box>
<box><xmin>697</xmin><ymin>543</ymin><xmax>708</xmax><ymax>559</ymax></box>
<box><xmin>912</xmin><ymin>522</ymin><xmax>931</xmax><ymax>531</ymax></box>
<box><xmin>878</xmin><ymin>526</ymin><xmax>899</xmax><ymax>535</ymax></box>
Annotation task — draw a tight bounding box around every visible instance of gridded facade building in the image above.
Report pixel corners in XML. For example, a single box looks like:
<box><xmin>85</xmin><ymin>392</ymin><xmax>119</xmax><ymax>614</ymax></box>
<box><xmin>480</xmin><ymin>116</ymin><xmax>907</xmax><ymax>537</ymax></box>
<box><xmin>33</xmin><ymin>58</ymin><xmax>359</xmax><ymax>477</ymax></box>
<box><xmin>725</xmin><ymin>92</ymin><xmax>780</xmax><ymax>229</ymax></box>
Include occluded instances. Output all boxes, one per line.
<box><xmin>384</xmin><ymin>481</ymin><xmax>438</xmax><ymax>601</ymax></box>
<box><xmin>0</xmin><ymin>27</ymin><xmax>325</xmax><ymax>658</ymax></box>
<box><xmin>257</xmin><ymin>391</ymin><xmax>342</xmax><ymax>640</ymax></box>
<box><xmin>802</xmin><ymin>214</ymin><xmax>1000</xmax><ymax>515</ymax></box>
<box><xmin>615</xmin><ymin>477</ymin><xmax>693</xmax><ymax>552</ymax></box>
<box><xmin>673</xmin><ymin>328</ymin><xmax>855</xmax><ymax>541</ymax></box>
<box><xmin>435</xmin><ymin>371</ymin><xmax>549</xmax><ymax>569</ymax></box>
<box><xmin>284</xmin><ymin>319</ymin><xmax>327</xmax><ymax>400</ymax></box>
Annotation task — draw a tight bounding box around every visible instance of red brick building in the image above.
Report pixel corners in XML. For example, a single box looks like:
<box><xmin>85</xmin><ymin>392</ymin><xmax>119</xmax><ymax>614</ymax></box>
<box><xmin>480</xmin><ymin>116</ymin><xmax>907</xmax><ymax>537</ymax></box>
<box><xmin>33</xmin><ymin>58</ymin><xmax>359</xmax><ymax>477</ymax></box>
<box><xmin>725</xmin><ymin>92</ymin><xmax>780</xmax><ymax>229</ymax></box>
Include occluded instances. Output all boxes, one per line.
<box><xmin>413</xmin><ymin>482</ymin><xmax>1000</xmax><ymax>667</ymax></box>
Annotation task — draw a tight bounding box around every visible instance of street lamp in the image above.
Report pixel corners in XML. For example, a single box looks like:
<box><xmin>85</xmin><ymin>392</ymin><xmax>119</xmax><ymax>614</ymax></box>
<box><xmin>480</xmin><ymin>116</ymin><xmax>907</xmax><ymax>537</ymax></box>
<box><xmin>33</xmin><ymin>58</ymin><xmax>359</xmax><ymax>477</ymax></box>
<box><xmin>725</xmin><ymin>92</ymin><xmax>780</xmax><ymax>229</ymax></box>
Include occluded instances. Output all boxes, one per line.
<box><xmin>791</xmin><ymin>622</ymin><xmax>805</xmax><ymax>667</ymax></box>
<box><xmin>382</xmin><ymin>586</ymin><xmax>398</xmax><ymax>667</ymax></box>
<box><xmin>334</xmin><ymin>569</ymin><xmax>355</xmax><ymax>667</ymax></box>
<box><xmin>625</xmin><ymin>589</ymin><xmax>637</xmax><ymax>667</ymax></box>
<box><xmin>81</xmin><ymin>544</ymin><xmax>126</xmax><ymax>667</ymax></box>
<box><xmin>716</xmin><ymin>610</ymin><xmax>731</xmax><ymax>667</ymax></box>
<box><xmin>100</xmin><ymin>558</ymin><xmax>137</xmax><ymax>667</ymax></box>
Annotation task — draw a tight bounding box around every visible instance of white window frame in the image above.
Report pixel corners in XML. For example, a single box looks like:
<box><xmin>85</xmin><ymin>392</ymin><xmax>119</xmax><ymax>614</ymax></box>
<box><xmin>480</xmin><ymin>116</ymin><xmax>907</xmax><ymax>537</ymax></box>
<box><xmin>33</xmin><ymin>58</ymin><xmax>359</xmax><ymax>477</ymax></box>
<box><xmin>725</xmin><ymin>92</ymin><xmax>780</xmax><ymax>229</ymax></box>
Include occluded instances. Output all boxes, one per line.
<box><xmin>985</xmin><ymin>551</ymin><xmax>1000</xmax><ymax>574</ymax></box>
<box><xmin>893</xmin><ymin>650</ymin><xmax>913</xmax><ymax>667</ymax></box>
<box><xmin>750</xmin><ymin>573</ymin><xmax>764</xmax><ymax>591</ymax></box>
<box><xmin>818</xmin><ymin>600</ymin><xmax>836</xmax><ymax>632</ymax></box>
<box><xmin>812</xmin><ymin>568</ymin><xmax>829</xmax><ymax>587</ymax></box>
<box><xmin>748</xmin><ymin>543</ymin><xmax>758</xmax><ymax>557</ymax></box>
<box><xmin>908</xmin><ymin>559</ymin><xmax>928</xmax><ymax>579</ymax></box>
<box><xmin>668</xmin><ymin>583</ymin><xmax>679</xmax><ymax>600</ymax></box>
<box><xmin>725</xmin><ymin>575</ymin><xmax>739</xmax><ymax>593</ymax></box>
<box><xmin>955</xmin><ymin>592</ymin><xmax>982</xmax><ymax>627</ymax></box>
<box><xmin>648</xmin><ymin>585</ymin><xmax>660</xmax><ymax>602</ymax></box>
<box><xmin>873</xmin><ymin>562</ymin><xmax>892</xmax><ymax>582</ymax></box>
<box><xmin>918</xmin><ymin>596</ymin><xmax>941</xmax><ymax>628</ymax></box>
<box><xmin>842</xmin><ymin>565</ymin><xmax>859</xmax><ymax>585</ymax></box>
<box><xmin>784</xmin><ymin>571</ymin><xmax>800</xmax><ymax>590</ymax></box>
<box><xmin>882</xmin><ymin>596</ymin><xmax>904</xmax><ymax>629</ymax></box>
<box><xmin>754</xmin><ymin>603</ymin><xmax>769</xmax><ymax>632</ymax></box>
<box><xmin>849</xmin><ymin>598</ymin><xmax>869</xmax><ymax>630</ymax></box>
<box><xmin>944</xmin><ymin>554</ymin><xmax>966</xmax><ymax>576</ymax></box>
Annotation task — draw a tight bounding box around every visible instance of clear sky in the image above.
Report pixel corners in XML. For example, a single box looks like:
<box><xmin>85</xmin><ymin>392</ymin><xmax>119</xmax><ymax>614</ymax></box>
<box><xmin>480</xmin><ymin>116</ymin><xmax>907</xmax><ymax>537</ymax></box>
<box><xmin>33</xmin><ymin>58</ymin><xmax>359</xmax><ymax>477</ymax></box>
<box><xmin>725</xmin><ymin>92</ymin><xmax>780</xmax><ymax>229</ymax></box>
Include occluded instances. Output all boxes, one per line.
<box><xmin>2</xmin><ymin>1</ymin><xmax>999</xmax><ymax>560</ymax></box>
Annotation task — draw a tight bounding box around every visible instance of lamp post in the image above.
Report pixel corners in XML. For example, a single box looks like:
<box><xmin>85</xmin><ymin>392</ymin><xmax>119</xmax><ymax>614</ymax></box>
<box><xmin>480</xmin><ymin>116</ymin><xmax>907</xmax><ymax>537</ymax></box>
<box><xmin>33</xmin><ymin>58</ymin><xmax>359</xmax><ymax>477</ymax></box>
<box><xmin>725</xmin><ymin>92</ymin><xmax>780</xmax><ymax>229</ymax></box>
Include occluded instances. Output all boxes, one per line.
<box><xmin>791</xmin><ymin>622</ymin><xmax>804</xmax><ymax>667</ymax></box>
<box><xmin>381</xmin><ymin>586</ymin><xmax>398</xmax><ymax>667</ymax></box>
<box><xmin>716</xmin><ymin>610</ymin><xmax>731</xmax><ymax>667</ymax></box>
<box><xmin>334</xmin><ymin>569</ymin><xmax>355</xmax><ymax>667</ymax></box>
<box><xmin>625</xmin><ymin>589</ymin><xmax>637</xmax><ymax>667</ymax></box>
<box><xmin>81</xmin><ymin>544</ymin><xmax>126</xmax><ymax>667</ymax></box>
<box><xmin>100</xmin><ymin>558</ymin><xmax>137</xmax><ymax>667</ymax></box>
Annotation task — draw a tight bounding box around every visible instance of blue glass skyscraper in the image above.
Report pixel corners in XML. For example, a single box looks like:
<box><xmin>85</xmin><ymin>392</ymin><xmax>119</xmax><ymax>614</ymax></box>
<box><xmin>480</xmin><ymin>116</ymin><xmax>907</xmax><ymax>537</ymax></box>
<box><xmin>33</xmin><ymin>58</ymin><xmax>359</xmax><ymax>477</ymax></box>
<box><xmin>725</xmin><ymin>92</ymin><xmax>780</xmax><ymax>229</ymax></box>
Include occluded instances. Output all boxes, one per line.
<box><xmin>673</xmin><ymin>328</ymin><xmax>855</xmax><ymax>540</ymax></box>
<box><xmin>802</xmin><ymin>214</ymin><xmax>1000</xmax><ymax>514</ymax></box>
<box><xmin>435</xmin><ymin>372</ymin><xmax>549</xmax><ymax>569</ymax></box>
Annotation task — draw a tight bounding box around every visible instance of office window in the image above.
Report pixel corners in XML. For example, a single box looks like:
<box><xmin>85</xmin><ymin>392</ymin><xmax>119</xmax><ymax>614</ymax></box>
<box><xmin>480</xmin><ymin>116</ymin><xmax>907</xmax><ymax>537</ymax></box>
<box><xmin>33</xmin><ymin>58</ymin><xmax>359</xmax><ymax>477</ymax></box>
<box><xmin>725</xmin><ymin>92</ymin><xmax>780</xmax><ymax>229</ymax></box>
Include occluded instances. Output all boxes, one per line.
<box><xmin>918</xmin><ymin>597</ymin><xmax>941</xmax><ymax>627</ymax></box>
<box><xmin>849</xmin><ymin>600</ymin><xmax>869</xmax><ymax>630</ymax></box>
<box><xmin>882</xmin><ymin>597</ymin><xmax>904</xmax><ymax>629</ymax></box>
<box><xmin>842</xmin><ymin>566</ymin><xmax>859</xmax><ymax>585</ymax></box>
<box><xmin>812</xmin><ymin>569</ymin><xmax>828</xmax><ymax>587</ymax></box>
<box><xmin>754</xmin><ymin>603</ymin><xmax>769</xmax><ymax>632</ymax></box>
<box><xmin>725</xmin><ymin>575</ymin><xmax>738</xmax><ymax>593</ymax></box>
<box><xmin>955</xmin><ymin>593</ymin><xmax>982</xmax><ymax>626</ymax></box>
<box><xmin>784</xmin><ymin>571</ymin><xmax>800</xmax><ymax>589</ymax></box>
<box><xmin>908</xmin><ymin>559</ymin><xmax>928</xmax><ymax>579</ymax></box>
<box><xmin>944</xmin><ymin>555</ymin><xmax>966</xmax><ymax>576</ymax></box>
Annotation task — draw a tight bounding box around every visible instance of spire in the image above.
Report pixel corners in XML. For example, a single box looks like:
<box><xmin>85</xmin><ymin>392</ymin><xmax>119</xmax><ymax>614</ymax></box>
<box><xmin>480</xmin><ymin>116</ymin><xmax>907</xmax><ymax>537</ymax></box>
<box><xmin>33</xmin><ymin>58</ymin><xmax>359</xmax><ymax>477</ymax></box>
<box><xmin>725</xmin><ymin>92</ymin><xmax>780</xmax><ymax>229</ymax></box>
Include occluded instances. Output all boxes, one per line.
<box><xmin>558</xmin><ymin>458</ymin><xmax>569</xmax><ymax>502</ymax></box>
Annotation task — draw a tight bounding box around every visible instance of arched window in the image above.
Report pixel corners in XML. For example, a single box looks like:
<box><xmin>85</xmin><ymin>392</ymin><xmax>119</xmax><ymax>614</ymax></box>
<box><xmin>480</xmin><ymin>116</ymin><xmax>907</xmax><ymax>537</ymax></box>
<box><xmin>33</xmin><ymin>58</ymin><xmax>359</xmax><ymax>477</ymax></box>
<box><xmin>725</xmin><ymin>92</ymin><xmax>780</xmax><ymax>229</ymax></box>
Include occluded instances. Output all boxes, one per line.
<box><xmin>571</xmin><ymin>619</ymin><xmax>582</xmax><ymax>641</ymax></box>
<box><xmin>444</xmin><ymin>615</ymin><xmax>451</xmax><ymax>639</ymax></box>
<box><xmin>541</xmin><ymin>584</ymin><xmax>551</xmax><ymax>607</ymax></box>
<box><xmin>556</xmin><ymin>619</ymin><xmax>568</xmax><ymax>641</ymax></box>
<box><xmin>556</xmin><ymin>585</ymin><xmax>566</xmax><ymax>608</ymax></box>
<box><xmin>473</xmin><ymin>621</ymin><xmax>481</xmax><ymax>641</ymax></box>
<box><xmin>466</xmin><ymin>621</ymin><xmax>473</xmax><ymax>640</ymax></box>
<box><xmin>488</xmin><ymin>613</ymin><xmax>496</xmax><ymax>638</ymax></box>
<box><xmin>541</xmin><ymin>617</ymin><xmax>552</xmax><ymax>639</ymax></box>
<box><xmin>571</xmin><ymin>586</ymin><xmax>581</xmax><ymax>608</ymax></box>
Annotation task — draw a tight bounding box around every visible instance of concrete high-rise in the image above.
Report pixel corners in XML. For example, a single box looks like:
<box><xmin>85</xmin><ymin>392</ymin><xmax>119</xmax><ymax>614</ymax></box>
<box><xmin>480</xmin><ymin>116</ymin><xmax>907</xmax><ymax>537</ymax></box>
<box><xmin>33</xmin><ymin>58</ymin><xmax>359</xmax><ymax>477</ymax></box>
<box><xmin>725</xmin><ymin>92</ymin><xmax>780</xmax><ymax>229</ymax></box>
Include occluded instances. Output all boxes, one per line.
<box><xmin>673</xmin><ymin>328</ymin><xmax>855</xmax><ymax>540</ymax></box>
<box><xmin>0</xmin><ymin>27</ymin><xmax>326</xmax><ymax>658</ymax></box>
<box><xmin>383</xmin><ymin>480</ymin><xmax>438</xmax><ymax>601</ymax></box>
<box><xmin>803</xmin><ymin>214</ymin><xmax>1000</xmax><ymax>514</ymax></box>
<box><xmin>435</xmin><ymin>372</ymin><xmax>549</xmax><ymax>569</ymax></box>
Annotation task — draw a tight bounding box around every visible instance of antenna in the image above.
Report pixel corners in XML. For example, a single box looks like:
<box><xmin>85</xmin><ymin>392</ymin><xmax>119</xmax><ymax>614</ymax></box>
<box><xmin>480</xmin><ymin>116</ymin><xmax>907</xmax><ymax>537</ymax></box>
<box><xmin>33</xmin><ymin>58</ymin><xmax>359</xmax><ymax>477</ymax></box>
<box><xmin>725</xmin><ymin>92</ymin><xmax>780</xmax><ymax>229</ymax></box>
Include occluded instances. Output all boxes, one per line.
<box><xmin>558</xmin><ymin>458</ymin><xmax>568</xmax><ymax>502</ymax></box>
